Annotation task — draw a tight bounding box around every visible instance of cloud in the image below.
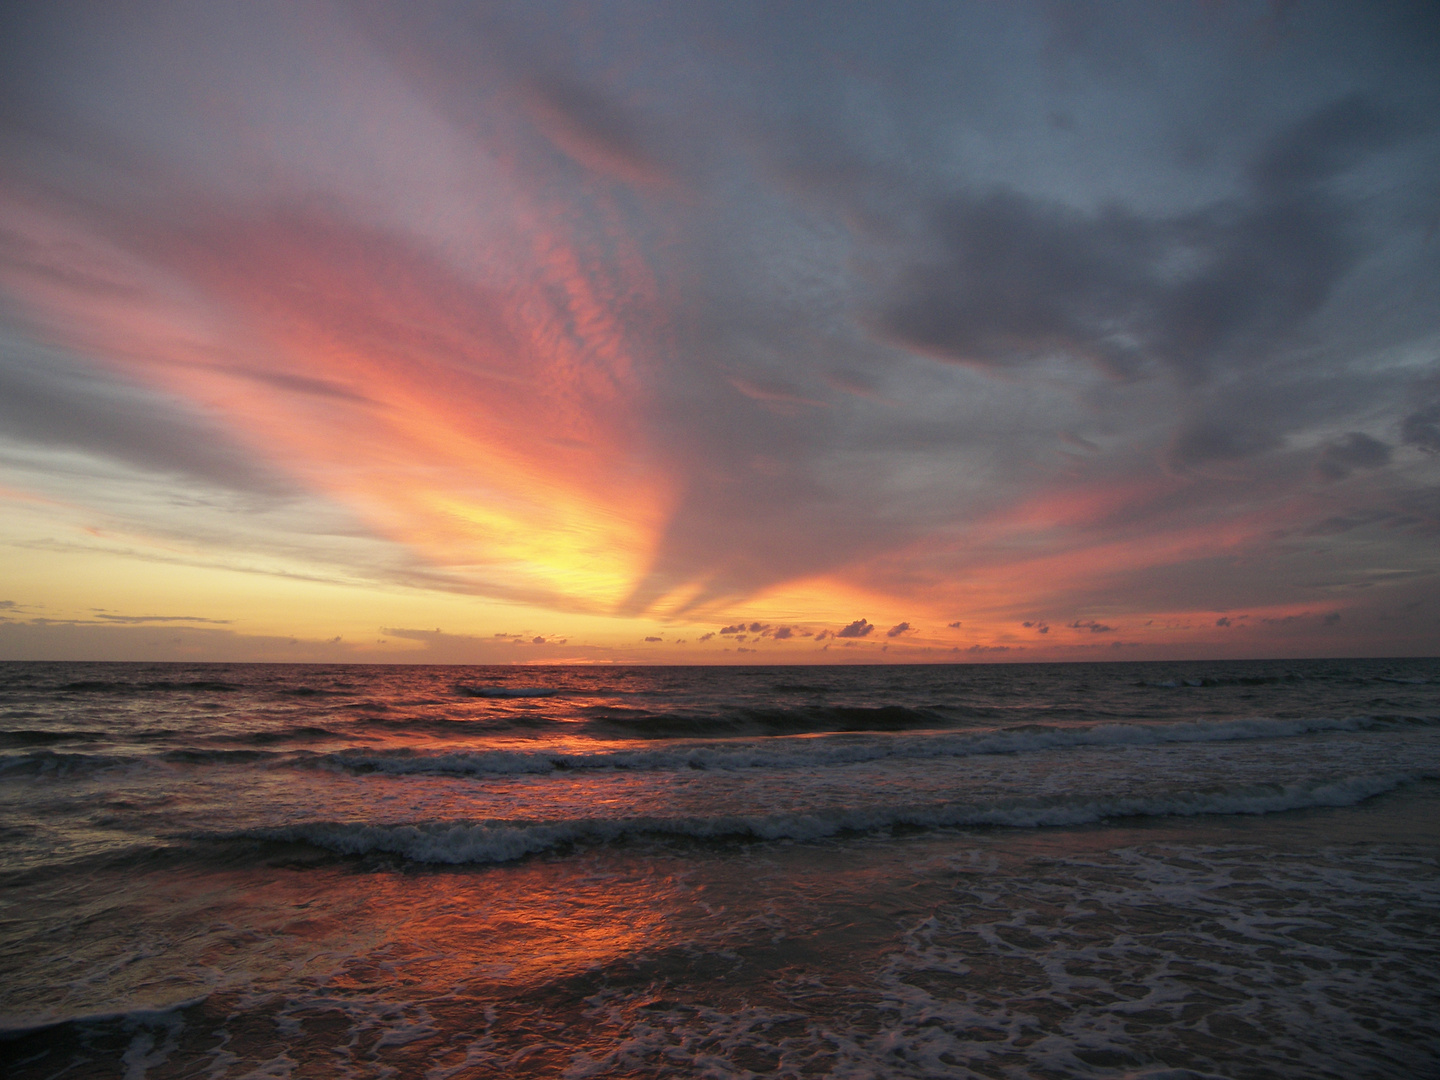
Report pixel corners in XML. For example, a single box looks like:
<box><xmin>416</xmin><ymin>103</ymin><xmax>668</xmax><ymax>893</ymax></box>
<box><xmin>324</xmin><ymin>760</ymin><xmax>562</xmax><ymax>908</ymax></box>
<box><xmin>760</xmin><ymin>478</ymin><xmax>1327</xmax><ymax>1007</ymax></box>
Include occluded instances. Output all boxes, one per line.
<box><xmin>0</xmin><ymin>3</ymin><xmax>1437</xmax><ymax>662</ymax></box>
<box><xmin>223</xmin><ymin>368</ymin><xmax>375</xmax><ymax>403</ymax></box>
<box><xmin>1068</xmin><ymin>619</ymin><xmax>1115</xmax><ymax>633</ymax></box>
<box><xmin>946</xmin><ymin>620</ymin><xmax>961</xmax><ymax>628</ymax></box>
<box><xmin>1021</xmin><ymin>620</ymin><xmax>1050</xmax><ymax>634</ymax></box>
<box><xmin>772</xmin><ymin>626</ymin><xmax>793</xmax><ymax>639</ymax></box>
<box><xmin>644</xmin><ymin>635</ymin><xmax>661</xmax><ymax>642</ymax></box>
<box><xmin>91</xmin><ymin>612</ymin><xmax>233</xmax><ymax>625</ymax></box>
<box><xmin>1316</xmin><ymin>432</ymin><xmax>1392</xmax><ymax>480</ymax></box>
<box><xmin>868</xmin><ymin>94</ymin><xmax>1424</xmax><ymax>483</ymax></box>
<box><xmin>1166</xmin><ymin>421</ymin><xmax>1284</xmax><ymax>473</ymax></box>
<box><xmin>1305</xmin><ymin>508</ymin><xmax>1406</xmax><ymax>536</ymax></box>
<box><xmin>0</xmin><ymin>343</ymin><xmax>295</xmax><ymax>498</ymax></box>
<box><xmin>523</xmin><ymin>74</ymin><xmax>670</xmax><ymax>187</ymax></box>
<box><xmin>1401</xmin><ymin>402</ymin><xmax>1440</xmax><ymax>453</ymax></box>
<box><xmin>1216</xmin><ymin>616</ymin><xmax>1231</xmax><ymax>627</ymax></box>
<box><xmin>886</xmin><ymin>621</ymin><xmax>911</xmax><ymax>638</ymax></box>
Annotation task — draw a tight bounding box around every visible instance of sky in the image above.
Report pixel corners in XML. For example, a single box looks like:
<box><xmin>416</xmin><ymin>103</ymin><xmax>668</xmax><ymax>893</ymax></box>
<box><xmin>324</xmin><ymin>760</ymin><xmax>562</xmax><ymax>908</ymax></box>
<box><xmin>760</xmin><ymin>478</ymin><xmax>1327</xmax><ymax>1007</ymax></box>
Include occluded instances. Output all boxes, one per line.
<box><xmin>1</xmin><ymin>0</ymin><xmax>1438</xmax><ymax>664</ymax></box>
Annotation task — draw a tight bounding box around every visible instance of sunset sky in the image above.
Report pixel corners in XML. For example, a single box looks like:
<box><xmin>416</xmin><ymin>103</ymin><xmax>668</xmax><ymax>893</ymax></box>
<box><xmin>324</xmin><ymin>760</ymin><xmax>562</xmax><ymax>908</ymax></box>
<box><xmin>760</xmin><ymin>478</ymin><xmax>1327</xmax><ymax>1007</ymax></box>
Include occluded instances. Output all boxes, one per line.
<box><xmin>1</xmin><ymin>1</ymin><xmax>1438</xmax><ymax>663</ymax></box>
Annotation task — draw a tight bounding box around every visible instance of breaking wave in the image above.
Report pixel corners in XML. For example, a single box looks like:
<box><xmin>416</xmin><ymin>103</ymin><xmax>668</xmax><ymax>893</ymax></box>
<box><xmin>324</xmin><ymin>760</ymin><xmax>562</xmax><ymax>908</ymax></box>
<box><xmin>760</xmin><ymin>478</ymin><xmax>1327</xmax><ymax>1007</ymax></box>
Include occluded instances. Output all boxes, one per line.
<box><xmin>218</xmin><ymin>772</ymin><xmax>1427</xmax><ymax>865</ymax></box>
<box><xmin>308</xmin><ymin>712</ymin><xmax>1438</xmax><ymax>778</ymax></box>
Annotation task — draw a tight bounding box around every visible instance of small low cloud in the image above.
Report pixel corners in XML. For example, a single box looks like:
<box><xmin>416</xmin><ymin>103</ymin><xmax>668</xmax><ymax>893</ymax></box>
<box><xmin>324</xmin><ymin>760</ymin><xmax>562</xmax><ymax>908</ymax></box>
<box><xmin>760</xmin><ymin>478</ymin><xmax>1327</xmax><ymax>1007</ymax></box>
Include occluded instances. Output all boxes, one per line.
<box><xmin>718</xmin><ymin>624</ymin><xmax>743</xmax><ymax>635</ymax></box>
<box><xmin>946</xmin><ymin>620</ymin><xmax>962</xmax><ymax>628</ymax></box>
<box><xmin>644</xmin><ymin>635</ymin><xmax>662</xmax><ymax>642</ymax></box>
<box><xmin>837</xmin><ymin>618</ymin><xmax>873</xmax><ymax>639</ymax></box>
<box><xmin>1069</xmin><ymin>619</ymin><xmax>1114</xmax><ymax>633</ymax></box>
<box><xmin>967</xmin><ymin>644</ymin><xmax>1011</xmax><ymax>653</ymax></box>
<box><xmin>532</xmin><ymin>635</ymin><xmax>546</xmax><ymax>644</ymax></box>
<box><xmin>886</xmin><ymin>621</ymin><xmax>911</xmax><ymax>638</ymax></box>
<box><xmin>1022</xmin><ymin>620</ymin><xmax>1050</xmax><ymax>634</ymax></box>
<box><xmin>699</xmin><ymin>632</ymin><xmax>715</xmax><ymax>641</ymax></box>
<box><xmin>772</xmin><ymin>626</ymin><xmax>793</xmax><ymax>639</ymax></box>
<box><xmin>1216</xmin><ymin>616</ymin><xmax>1231</xmax><ymax>627</ymax></box>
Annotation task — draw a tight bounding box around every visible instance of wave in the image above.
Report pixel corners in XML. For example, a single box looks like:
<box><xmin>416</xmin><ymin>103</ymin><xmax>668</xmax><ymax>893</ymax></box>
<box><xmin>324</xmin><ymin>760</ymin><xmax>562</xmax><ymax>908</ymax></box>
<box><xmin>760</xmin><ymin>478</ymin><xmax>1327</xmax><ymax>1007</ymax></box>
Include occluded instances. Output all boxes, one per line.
<box><xmin>57</xmin><ymin>680</ymin><xmax>240</xmax><ymax>694</ymax></box>
<box><xmin>160</xmin><ymin>748</ymin><xmax>276</xmax><ymax>765</ymax></box>
<box><xmin>234</xmin><ymin>726</ymin><xmax>340</xmax><ymax>745</ymax></box>
<box><xmin>0</xmin><ymin>728</ymin><xmax>106</xmax><ymax>747</ymax></box>
<box><xmin>1138</xmin><ymin>674</ymin><xmax>1306</xmax><ymax>688</ymax></box>
<box><xmin>0</xmin><ymin>749</ymin><xmax>138</xmax><ymax>777</ymax></box>
<box><xmin>0</xmin><ymin>995</ymin><xmax>208</xmax><ymax>1041</ymax></box>
<box><xmin>1</xmin><ymin>746</ymin><xmax>283</xmax><ymax>775</ymax></box>
<box><xmin>216</xmin><ymin>772</ymin><xmax>1429</xmax><ymax>865</ymax></box>
<box><xmin>1140</xmin><ymin>672</ymin><xmax>1439</xmax><ymax>689</ymax></box>
<box><xmin>307</xmin><ymin>712</ymin><xmax>1439</xmax><ymax>778</ymax></box>
<box><xmin>583</xmin><ymin>703</ymin><xmax>950</xmax><ymax>737</ymax></box>
<box><xmin>455</xmin><ymin>685</ymin><xmax>560</xmax><ymax>698</ymax></box>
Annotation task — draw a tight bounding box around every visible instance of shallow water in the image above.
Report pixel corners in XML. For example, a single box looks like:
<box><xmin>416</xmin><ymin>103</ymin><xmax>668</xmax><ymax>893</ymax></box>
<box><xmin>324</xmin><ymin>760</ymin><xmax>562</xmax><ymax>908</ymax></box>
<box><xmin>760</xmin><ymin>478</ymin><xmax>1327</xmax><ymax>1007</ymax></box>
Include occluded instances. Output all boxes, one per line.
<box><xmin>2</xmin><ymin>658</ymin><xmax>1438</xmax><ymax>1077</ymax></box>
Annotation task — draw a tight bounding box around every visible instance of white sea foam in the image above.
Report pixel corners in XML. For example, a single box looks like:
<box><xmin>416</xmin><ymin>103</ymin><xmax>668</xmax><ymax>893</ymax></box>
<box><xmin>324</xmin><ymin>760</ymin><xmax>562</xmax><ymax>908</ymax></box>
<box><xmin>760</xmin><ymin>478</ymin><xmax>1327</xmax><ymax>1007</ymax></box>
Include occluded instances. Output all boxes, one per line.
<box><xmin>560</xmin><ymin>840</ymin><xmax>1440</xmax><ymax>1080</ymax></box>
<box><xmin>308</xmin><ymin>712</ymin><xmax>1434</xmax><ymax>779</ymax></box>
<box><xmin>224</xmin><ymin>771</ymin><xmax>1428</xmax><ymax>865</ymax></box>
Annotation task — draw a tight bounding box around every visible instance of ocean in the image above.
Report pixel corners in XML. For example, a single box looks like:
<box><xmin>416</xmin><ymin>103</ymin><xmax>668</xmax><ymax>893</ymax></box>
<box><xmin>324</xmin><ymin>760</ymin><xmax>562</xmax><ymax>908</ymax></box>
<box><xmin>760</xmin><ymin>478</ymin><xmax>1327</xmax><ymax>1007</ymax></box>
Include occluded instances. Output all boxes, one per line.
<box><xmin>1</xmin><ymin>658</ymin><xmax>1437</xmax><ymax>1079</ymax></box>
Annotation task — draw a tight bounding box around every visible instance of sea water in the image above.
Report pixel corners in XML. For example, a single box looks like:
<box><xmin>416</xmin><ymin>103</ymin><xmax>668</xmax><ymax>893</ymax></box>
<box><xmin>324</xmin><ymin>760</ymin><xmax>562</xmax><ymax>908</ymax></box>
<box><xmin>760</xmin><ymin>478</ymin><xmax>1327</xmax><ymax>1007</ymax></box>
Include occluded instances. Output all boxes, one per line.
<box><xmin>1</xmin><ymin>658</ymin><xmax>1437</xmax><ymax>1078</ymax></box>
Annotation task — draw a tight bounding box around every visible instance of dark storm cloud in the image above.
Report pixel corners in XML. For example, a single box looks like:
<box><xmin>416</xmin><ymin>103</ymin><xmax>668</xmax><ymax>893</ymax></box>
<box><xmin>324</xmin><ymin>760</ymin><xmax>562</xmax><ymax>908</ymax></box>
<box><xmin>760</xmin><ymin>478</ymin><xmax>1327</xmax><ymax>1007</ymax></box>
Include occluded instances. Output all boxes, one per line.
<box><xmin>878</xmin><ymin>95</ymin><xmax>1403</xmax><ymax>387</ymax></box>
